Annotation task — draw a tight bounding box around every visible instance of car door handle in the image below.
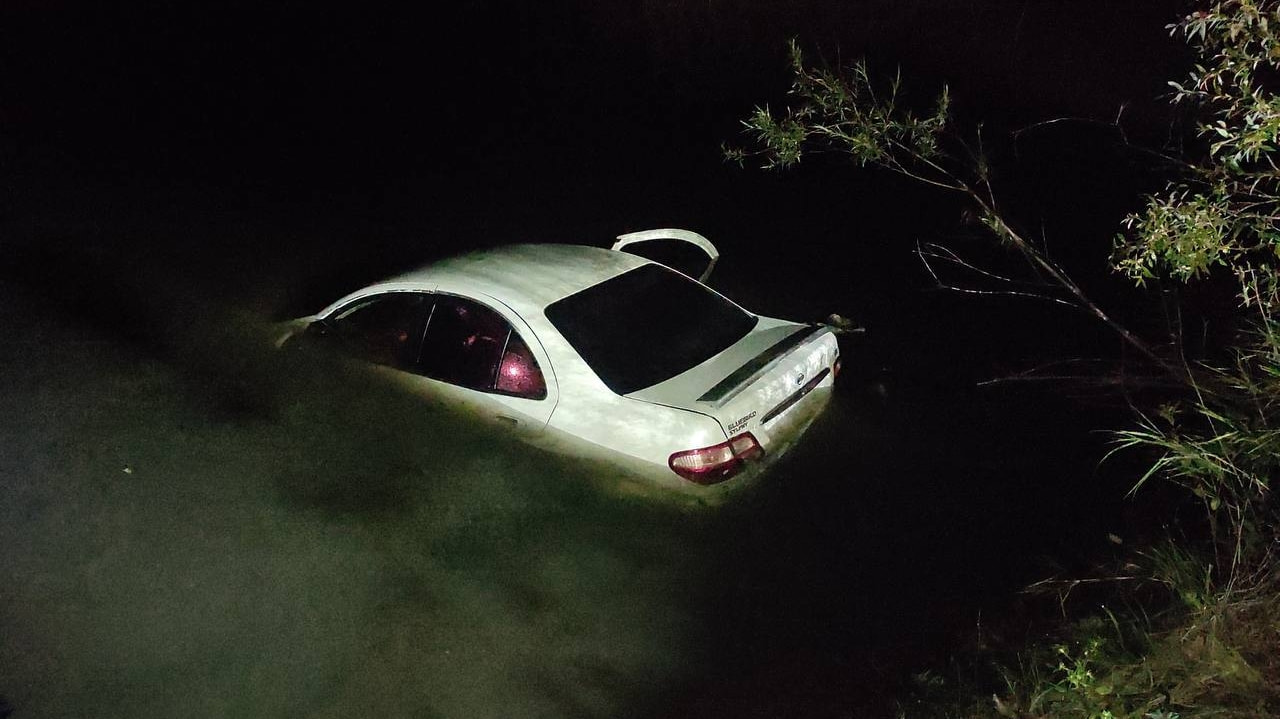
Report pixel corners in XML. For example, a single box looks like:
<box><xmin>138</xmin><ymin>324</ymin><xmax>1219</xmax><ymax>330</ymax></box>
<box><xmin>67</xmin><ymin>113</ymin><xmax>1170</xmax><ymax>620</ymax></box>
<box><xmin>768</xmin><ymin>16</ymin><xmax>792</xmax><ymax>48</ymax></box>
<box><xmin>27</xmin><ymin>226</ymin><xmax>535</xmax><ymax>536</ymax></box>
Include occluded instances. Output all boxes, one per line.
<box><xmin>495</xmin><ymin>414</ymin><xmax>520</xmax><ymax>428</ymax></box>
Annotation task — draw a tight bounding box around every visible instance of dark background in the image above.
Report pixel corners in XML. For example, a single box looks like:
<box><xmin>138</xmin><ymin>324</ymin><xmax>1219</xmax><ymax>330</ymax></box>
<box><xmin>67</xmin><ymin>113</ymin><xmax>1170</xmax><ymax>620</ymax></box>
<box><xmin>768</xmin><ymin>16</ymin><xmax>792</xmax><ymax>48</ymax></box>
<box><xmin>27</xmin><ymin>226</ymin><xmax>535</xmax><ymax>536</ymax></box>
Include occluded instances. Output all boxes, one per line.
<box><xmin>1</xmin><ymin>2</ymin><xmax>1202</xmax><ymax>717</ymax></box>
<box><xmin>0</xmin><ymin>0</ymin><xmax>1198</xmax><ymax>374</ymax></box>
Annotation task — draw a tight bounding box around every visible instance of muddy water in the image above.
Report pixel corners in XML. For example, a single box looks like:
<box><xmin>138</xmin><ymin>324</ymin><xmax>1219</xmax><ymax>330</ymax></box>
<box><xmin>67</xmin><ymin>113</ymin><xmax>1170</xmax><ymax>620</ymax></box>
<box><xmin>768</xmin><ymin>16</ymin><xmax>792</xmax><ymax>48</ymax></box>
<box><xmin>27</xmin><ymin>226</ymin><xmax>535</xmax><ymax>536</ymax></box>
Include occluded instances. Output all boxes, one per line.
<box><xmin>0</xmin><ymin>255</ymin><xmax>1123</xmax><ymax>719</ymax></box>
<box><xmin>0</xmin><ymin>287</ymin><xmax>721</xmax><ymax>718</ymax></box>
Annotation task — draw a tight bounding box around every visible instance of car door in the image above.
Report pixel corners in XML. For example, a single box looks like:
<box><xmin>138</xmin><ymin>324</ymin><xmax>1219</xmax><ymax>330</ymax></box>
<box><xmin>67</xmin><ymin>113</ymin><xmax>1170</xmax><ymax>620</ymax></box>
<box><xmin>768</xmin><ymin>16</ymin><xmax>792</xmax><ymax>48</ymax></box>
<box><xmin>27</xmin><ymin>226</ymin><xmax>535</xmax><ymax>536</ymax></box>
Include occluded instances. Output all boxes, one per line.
<box><xmin>414</xmin><ymin>293</ymin><xmax>557</xmax><ymax>435</ymax></box>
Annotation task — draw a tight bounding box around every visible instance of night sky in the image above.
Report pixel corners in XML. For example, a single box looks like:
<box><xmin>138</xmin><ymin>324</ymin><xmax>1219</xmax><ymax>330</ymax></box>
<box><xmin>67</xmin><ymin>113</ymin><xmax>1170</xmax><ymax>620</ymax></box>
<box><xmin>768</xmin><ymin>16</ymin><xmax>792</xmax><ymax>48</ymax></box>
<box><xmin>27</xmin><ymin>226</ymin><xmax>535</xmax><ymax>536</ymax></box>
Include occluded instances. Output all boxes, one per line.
<box><xmin>3</xmin><ymin>2</ymin><xmax>1188</xmax><ymax>187</ymax></box>
<box><xmin>1</xmin><ymin>3</ymin><xmax>1206</xmax><ymax>718</ymax></box>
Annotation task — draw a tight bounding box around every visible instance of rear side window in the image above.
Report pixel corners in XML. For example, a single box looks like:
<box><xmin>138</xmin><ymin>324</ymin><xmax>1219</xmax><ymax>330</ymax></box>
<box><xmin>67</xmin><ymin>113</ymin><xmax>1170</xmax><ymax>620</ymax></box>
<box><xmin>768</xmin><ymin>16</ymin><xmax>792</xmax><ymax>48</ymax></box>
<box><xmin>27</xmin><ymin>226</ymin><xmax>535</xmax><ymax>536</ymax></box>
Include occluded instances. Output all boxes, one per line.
<box><xmin>545</xmin><ymin>264</ymin><xmax>758</xmax><ymax>394</ymax></box>
<box><xmin>329</xmin><ymin>293</ymin><xmax>430</xmax><ymax>371</ymax></box>
<box><xmin>419</xmin><ymin>295</ymin><xmax>547</xmax><ymax>399</ymax></box>
<box><xmin>495</xmin><ymin>332</ymin><xmax>546</xmax><ymax>398</ymax></box>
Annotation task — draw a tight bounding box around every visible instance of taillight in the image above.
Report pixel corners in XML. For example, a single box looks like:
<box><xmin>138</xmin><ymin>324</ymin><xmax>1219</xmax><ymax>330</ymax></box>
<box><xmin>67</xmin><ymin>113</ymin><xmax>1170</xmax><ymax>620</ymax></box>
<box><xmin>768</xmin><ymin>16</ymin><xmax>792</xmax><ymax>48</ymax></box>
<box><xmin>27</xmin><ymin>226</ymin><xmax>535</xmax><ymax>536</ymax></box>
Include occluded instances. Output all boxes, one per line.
<box><xmin>833</xmin><ymin>356</ymin><xmax>842</xmax><ymax>379</ymax></box>
<box><xmin>668</xmin><ymin>432</ymin><xmax>764</xmax><ymax>484</ymax></box>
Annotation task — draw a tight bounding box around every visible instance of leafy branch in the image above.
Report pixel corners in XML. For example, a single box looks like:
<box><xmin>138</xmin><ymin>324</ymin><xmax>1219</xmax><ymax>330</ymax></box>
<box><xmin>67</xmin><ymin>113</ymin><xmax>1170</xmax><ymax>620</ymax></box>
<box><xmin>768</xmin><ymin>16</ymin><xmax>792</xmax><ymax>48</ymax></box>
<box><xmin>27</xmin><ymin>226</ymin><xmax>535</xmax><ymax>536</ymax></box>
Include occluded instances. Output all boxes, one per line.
<box><xmin>727</xmin><ymin>39</ymin><xmax>1188</xmax><ymax>382</ymax></box>
<box><xmin>732</xmin><ymin>3</ymin><xmax>1280</xmax><ymax>592</ymax></box>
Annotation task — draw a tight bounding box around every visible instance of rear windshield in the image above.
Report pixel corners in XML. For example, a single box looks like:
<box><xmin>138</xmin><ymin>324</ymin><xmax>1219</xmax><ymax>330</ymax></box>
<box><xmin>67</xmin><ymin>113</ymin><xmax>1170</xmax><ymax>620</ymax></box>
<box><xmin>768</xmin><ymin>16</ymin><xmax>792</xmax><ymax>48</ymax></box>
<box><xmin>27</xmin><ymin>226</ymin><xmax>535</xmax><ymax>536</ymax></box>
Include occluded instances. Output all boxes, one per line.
<box><xmin>545</xmin><ymin>264</ymin><xmax>758</xmax><ymax>394</ymax></box>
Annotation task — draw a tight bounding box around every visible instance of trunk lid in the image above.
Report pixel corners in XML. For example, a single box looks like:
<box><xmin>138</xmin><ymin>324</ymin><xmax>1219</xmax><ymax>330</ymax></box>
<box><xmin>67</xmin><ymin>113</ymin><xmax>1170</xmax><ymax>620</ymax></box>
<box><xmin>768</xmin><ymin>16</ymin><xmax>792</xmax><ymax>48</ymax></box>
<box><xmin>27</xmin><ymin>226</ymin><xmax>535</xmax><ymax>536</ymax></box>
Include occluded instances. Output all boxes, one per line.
<box><xmin>625</xmin><ymin>318</ymin><xmax>839</xmax><ymax>452</ymax></box>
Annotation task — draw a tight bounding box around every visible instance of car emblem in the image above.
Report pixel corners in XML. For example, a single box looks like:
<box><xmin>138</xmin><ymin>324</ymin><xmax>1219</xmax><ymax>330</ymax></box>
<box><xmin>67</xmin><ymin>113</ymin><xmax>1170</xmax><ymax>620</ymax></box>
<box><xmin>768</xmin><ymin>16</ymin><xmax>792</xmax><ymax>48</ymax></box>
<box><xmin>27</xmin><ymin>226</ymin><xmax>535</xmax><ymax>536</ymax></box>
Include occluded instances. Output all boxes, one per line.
<box><xmin>795</xmin><ymin>371</ymin><xmax>806</xmax><ymax>387</ymax></box>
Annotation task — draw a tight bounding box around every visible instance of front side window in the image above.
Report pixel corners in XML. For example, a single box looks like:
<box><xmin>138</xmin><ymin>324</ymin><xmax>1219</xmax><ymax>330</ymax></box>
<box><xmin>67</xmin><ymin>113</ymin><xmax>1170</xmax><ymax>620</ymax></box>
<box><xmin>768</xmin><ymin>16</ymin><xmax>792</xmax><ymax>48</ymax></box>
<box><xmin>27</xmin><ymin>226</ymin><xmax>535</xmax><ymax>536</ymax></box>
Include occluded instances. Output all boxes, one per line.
<box><xmin>328</xmin><ymin>293</ymin><xmax>430</xmax><ymax>371</ymax></box>
<box><xmin>419</xmin><ymin>295</ymin><xmax>547</xmax><ymax>399</ymax></box>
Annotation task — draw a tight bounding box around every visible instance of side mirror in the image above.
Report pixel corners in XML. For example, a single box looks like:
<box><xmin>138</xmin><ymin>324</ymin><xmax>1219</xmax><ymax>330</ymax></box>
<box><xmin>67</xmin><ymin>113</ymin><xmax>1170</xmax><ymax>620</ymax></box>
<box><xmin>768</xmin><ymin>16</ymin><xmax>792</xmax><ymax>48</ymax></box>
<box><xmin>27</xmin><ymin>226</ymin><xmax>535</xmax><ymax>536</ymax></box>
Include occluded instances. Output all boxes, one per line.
<box><xmin>822</xmin><ymin>313</ymin><xmax>865</xmax><ymax>335</ymax></box>
<box><xmin>273</xmin><ymin>318</ymin><xmax>331</xmax><ymax>350</ymax></box>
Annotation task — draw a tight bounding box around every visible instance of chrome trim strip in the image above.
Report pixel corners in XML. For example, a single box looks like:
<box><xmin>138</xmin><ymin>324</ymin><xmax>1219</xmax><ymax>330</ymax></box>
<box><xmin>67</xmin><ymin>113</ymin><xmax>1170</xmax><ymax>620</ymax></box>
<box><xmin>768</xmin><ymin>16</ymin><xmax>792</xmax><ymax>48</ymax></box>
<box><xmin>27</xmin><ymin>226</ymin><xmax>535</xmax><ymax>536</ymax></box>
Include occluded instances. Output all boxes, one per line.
<box><xmin>760</xmin><ymin>367</ymin><xmax>830</xmax><ymax>425</ymax></box>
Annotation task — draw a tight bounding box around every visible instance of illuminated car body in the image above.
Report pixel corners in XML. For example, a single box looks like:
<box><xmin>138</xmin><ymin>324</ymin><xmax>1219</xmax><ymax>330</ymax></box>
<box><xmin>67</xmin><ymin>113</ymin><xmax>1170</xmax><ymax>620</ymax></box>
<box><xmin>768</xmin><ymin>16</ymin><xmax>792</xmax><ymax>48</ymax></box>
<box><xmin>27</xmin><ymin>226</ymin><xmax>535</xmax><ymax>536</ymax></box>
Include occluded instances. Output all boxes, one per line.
<box><xmin>279</xmin><ymin>230</ymin><xmax>839</xmax><ymax>497</ymax></box>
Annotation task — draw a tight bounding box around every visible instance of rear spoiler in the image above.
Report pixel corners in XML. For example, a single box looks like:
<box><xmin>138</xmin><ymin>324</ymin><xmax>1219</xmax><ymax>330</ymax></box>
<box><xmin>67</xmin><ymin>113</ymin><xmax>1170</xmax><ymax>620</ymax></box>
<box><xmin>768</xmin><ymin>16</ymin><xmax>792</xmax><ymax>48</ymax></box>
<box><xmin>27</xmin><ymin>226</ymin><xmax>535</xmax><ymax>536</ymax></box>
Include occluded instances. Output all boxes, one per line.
<box><xmin>698</xmin><ymin>325</ymin><xmax>830</xmax><ymax>406</ymax></box>
<box><xmin>613</xmin><ymin>228</ymin><xmax>720</xmax><ymax>283</ymax></box>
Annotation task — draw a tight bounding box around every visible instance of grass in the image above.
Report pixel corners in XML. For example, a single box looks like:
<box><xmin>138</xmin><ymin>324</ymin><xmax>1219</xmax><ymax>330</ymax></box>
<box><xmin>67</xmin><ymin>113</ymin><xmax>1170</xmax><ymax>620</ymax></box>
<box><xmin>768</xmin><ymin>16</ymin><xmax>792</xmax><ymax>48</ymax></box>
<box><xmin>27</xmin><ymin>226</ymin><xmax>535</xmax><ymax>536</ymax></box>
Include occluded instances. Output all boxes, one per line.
<box><xmin>894</xmin><ymin>537</ymin><xmax>1280</xmax><ymax>719</ymax></box>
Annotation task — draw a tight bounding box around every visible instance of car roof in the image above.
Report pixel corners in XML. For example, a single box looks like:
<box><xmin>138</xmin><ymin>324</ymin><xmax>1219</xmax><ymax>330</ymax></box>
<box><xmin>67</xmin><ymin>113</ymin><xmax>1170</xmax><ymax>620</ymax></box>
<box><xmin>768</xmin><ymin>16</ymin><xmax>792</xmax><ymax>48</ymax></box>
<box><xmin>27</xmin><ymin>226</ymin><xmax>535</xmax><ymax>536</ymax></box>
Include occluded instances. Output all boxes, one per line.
<box><xmin>378</xmin><ymin>243</ymin><xmax>650</xmax><ymax>314</ymax></box>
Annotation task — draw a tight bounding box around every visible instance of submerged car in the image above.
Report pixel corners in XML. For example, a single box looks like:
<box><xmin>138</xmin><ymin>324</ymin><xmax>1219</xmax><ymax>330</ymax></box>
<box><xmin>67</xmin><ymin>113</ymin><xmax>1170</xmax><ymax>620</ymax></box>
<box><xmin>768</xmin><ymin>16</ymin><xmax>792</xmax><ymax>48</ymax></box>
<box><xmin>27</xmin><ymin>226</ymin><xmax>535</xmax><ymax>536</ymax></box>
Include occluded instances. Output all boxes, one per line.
<box><xmin>278</xmin><ymin>229</ymin><xmax>840</xmax><ymax>495</ymax></box>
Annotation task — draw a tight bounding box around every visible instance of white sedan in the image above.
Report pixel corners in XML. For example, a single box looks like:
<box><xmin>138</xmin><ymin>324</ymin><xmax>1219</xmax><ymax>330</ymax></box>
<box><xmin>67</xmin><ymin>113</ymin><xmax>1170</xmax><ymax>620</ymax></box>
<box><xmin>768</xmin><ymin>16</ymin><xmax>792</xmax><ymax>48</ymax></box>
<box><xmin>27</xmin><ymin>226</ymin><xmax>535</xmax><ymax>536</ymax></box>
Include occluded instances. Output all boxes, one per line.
<box><xmin>279</xmin><ymin>229</ymin><xmax>841</xmax><ymax>496</ymax></box>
